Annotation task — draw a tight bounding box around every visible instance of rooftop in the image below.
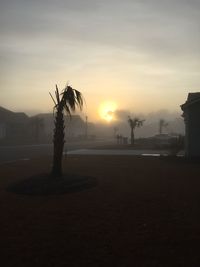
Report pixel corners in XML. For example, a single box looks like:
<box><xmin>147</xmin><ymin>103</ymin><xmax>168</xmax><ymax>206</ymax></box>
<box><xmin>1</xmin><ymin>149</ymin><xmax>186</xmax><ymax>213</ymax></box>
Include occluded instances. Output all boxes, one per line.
<box><xmin>181</xmin><ymin>92</ymin><xmax>200</xmax><ymax>111</ymax></box>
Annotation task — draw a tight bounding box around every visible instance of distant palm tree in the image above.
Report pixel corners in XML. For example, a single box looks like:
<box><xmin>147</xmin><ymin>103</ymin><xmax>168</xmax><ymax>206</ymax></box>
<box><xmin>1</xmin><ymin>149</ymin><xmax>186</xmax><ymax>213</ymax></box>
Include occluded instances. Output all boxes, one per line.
<box><xmin>159</xmin><ymin>119</ymin><xmax>168</xmax><ymax>134</ymax></box>
<box><xmin>50</xmin><ymin>84</ymin><xmax>83</xmax><ymax>178</ymax></box>
<box><xmin>128</xmin><ymin>116</ymin><xmax>144</xmax><ymax>145</ymax></box>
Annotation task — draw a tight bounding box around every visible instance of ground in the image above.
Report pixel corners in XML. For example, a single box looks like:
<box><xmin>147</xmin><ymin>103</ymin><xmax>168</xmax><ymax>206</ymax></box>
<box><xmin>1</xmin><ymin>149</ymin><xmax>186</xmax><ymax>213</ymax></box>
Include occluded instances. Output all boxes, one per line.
<box><xmin>1</xmin><ymin>155</ymin><xmax>200</xmax><ymax>266</ymax></box>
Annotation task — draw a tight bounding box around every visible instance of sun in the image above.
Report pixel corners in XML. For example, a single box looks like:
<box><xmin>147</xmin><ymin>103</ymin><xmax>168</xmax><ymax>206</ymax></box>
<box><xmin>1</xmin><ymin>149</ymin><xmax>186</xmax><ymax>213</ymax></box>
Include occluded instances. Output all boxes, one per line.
<box><xmin>99</xmin><ymin>101</ymin><xmax>117</xmax><ymax>122</ymax></box>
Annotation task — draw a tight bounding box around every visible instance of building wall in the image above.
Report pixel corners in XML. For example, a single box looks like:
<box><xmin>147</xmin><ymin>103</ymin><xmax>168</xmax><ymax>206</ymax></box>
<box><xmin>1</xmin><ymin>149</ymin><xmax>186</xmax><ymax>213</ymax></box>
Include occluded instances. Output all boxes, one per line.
<box><xmin>186</xmin><ymin>104</ymin><xmax>200</xmax><ymax>157</ymax></box>
<box><xmin>0</xmin><ymin>123</ymin><xmax>6</xmax><ymax>139</ymax></box>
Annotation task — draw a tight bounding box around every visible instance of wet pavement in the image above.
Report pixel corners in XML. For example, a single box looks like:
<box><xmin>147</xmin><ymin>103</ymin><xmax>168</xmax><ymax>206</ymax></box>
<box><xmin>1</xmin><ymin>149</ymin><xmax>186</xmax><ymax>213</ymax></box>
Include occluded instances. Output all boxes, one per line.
<box><xmin>66</xmin><ymin>149</ymin><xmax>169</xmax><ymax>156</ymax></box>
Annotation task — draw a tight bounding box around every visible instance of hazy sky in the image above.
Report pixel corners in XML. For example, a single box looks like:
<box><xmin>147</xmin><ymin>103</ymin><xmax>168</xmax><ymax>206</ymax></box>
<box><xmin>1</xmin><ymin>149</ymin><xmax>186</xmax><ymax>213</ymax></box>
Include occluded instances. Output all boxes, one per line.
<box><xmin>1</xmin><ymin>0</ymin><xmax>200</xmax><ymax>121</ymax></box>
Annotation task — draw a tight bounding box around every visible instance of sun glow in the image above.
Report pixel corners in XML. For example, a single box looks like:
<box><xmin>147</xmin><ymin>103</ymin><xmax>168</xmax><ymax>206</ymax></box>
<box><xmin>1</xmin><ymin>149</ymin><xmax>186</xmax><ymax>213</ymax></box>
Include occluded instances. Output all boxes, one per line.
<box><xmin>99</xmin><ymin>101</ymin><xmax>117</xmax><ymax>122</ymax></box>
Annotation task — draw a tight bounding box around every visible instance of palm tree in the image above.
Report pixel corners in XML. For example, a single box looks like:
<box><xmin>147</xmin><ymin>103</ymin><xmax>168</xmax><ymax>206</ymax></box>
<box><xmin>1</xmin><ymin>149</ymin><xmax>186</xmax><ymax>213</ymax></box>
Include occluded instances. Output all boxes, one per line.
<box><xmin>128</xmin><ymin>116</ymin><xmax>144</xmax><ymax>145</ymax></box>
<box><xmin>50</xmin><ymin>84</ymin><xmax>83</xmax><ymax>178</ymax></box>
<box><xmin>159</xmin><ymin>119</ymin><xmax>168</xmax><ymax>134</ymax></box>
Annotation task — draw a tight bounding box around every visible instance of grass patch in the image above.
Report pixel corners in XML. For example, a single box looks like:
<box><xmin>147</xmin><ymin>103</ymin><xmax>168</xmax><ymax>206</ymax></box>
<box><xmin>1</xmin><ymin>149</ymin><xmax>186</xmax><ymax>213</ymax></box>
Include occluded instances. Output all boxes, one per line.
<box><xmin>7</xmin><ymin>173</ymin><xmax>97</xmax><ymax>195</ymax></box>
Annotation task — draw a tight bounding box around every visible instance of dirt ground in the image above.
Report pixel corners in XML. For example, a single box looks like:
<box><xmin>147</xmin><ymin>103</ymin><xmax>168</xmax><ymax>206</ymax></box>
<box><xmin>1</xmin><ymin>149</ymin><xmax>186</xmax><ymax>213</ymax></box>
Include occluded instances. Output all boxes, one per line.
<box><xmin>1</xmin><ymin>155</ymin><xmax>200</xmax><ymax>267</ymax></box>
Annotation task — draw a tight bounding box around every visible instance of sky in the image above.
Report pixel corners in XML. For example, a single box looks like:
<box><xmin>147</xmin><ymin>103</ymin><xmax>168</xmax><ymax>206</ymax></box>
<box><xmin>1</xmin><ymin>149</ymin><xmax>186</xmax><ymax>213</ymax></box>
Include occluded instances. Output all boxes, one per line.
<box><xmin>0</xmin><ymin>0</ymin><xmax>200</xmax><ymax>122</ymax></box>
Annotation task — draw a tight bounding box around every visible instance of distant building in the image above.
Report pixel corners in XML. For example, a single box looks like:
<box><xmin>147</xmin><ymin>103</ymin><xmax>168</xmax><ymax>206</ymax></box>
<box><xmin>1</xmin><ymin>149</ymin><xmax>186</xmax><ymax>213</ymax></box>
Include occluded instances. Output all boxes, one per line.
<box><xmin>0</xmin><ymin>106</ymin><xmax>93</xmax><ymax>145</ymax></box>
<box><xmin>181</xmin><ymin>93</ymin><xmax>200</xmax><ymax>157</ymax></box>
<box><xmin>0</xmin><ymin>106</ymin><xmax>30</xmax><ymax>144</ymax></box>
<box><xmin>34</xmin><ymin>113</ymin><xmax>87</xmax><ymax>142</ymax></box>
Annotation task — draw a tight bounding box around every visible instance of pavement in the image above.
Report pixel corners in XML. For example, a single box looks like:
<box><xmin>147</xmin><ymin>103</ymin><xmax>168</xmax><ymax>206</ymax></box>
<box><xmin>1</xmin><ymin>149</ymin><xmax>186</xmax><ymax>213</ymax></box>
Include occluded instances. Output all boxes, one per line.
<box><xmin>66</xmin><ymin>149</ymin><xmax>168</xmax><ymax>156</ymax></box>
<box><xmin>0</xmin><ymin>140</ymin><xmax>185</xmax><ymax>164</ymax></box>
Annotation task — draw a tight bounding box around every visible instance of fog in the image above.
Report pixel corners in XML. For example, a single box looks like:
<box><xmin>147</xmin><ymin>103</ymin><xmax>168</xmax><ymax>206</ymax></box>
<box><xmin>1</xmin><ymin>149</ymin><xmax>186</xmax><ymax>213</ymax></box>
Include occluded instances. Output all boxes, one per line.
<box><xmin>0</xmin><ymin>102</ymin><xmax>185</xmax><ymax>164</ymax></box>
<box><xmin>93</xmin><ymin>109</ymin><xmax>184</xmax><ymax>138</ymax></box>
<box><xmin>0</xmin><ymin>105</ymin><xmax>184</xmax><ymax>141</ymax></box>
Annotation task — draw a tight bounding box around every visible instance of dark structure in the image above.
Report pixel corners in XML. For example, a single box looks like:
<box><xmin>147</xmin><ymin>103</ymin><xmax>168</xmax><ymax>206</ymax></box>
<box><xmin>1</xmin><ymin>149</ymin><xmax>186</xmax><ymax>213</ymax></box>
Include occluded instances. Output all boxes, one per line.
<box><xmin>0</xmin><ymin>106</ymin><xmax>87</xmax><ymax>145</ymax></box>
<box><xmin>181</xmin><ymin>93</ymin><xmax>200</xmax><ymax>157</ymax></box>
<box><xmin>0</xmin><ymin>106</ymin><xmax>30</xmax><ymax>144</ymax></box>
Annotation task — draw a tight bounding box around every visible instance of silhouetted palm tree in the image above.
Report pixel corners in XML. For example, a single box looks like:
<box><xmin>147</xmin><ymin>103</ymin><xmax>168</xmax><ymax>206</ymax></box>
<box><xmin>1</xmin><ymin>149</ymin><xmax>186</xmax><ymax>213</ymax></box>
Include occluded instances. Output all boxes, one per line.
<box><xmin>128</xmin><ymin>116</ymin><xmax>144</xmax><ymax>145</ymax></box>
<box><xmin>50</xmin><ymin>84</ymin><xmax>83</xmax><ymax>178</ymax></box>
<box><xmin>159</xmin><ymin>119</ymin><xmax>168</xmax><ymax>134</ymax></box>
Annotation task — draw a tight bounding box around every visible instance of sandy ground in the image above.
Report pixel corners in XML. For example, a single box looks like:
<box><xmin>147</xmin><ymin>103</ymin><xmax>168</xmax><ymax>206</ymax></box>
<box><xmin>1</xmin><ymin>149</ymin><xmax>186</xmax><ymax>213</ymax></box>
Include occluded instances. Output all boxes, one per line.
<box><xmin>1</xmin><ymin>155</ymin><xmax>200</xmax><ymax>266</ymax></box>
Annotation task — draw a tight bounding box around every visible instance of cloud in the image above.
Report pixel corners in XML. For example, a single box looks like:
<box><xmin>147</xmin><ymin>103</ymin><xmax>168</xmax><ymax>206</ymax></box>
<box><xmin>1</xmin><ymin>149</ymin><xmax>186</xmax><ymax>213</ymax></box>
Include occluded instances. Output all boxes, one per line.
<box><xmin>1</xmin><ymin>0</ymin><xmax>200</xmax><ymax>68</ymax></box>
<box><xmin>1</xmin><ymin>0</ymin><xmax>200</xmax><ymax>49</ymax></box>
<box><xmin>114</xmin><ymin>109</ymin><xmax>130</xmax><ymax>121</ymax></box>
<box><xmin>0</xmin><ymin>0</ymin><xmax>200</xmax><ymax>115</ymax></box>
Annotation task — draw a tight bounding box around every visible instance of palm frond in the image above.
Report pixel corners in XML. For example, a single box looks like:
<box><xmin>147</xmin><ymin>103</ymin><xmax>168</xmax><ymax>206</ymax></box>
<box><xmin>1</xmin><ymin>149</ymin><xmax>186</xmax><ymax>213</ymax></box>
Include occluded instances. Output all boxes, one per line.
<box><xmin>128</xmin><ymin>116</ymin><xmax>134</xmax><ymax>128</ymax></box>
<box><xmin>49</xmin><ymin>92</ymin><xmax>57</xmax><ymax>106</ymax></box>
<box><xmin>128</xmin><ymin>116</ymin><xmax>144</xmax><ymax>129</ymax></box>
<box><xmin>65</xmin><ymin>86</ymin><xmax>76</xmax><ymax>111</ymax></box>
<box><xmin>74</xmin><ymin>89</ymin><xmax>83</xmax><ymax>110</ymax></box>
<box><xmin>50</xmin><ymin>83</ymin><xmax>84</xmax><ymax>119</ymax></box>
<box><xmin>55</xmin><ymin>84</ymin><xmax>60</xmax><ymax>104</ymax></box>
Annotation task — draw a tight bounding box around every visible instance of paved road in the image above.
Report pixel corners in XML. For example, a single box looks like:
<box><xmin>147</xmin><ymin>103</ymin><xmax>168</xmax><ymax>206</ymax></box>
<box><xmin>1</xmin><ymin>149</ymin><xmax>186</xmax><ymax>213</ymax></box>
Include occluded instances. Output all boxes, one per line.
<box><xmin>0</xmin><ymin>140</ymin><xmax>115</xmax><ymax>164</ymax></box>
<box><xmin>0</xmin><ymin>141</ymin><xmax>184</xmax><ymax>164</ymax></box>
<box><xmin>0</xmin><ymin>144</ymin><xmax>52</xmax><ymax>164</ymax></box>
<box><xmin>67</xmin><ymin>149</ymin><xmax>168</xmax><ymax>156</ymax></box>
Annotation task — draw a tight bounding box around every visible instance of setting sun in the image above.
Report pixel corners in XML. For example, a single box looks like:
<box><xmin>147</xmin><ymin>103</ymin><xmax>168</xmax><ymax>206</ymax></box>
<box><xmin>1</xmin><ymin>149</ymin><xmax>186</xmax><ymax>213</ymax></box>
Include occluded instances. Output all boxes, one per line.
<box><xmin>99</xmin><ymin>101</ymin><xmax>117</xmax><ymax>122</ymax></box>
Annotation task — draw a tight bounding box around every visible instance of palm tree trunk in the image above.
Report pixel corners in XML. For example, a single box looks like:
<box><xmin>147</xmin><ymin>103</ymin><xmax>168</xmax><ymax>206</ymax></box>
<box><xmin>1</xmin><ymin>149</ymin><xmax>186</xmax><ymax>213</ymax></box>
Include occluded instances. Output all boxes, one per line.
<box><xmin>131</xmin><ymin>128</ymin><xmax>134</xmax><ymax>145</ymax></box>
<box><xmin>51</xmin><ymin>108</ymin><xmax>65</xmax><ymax>178</ymax></box>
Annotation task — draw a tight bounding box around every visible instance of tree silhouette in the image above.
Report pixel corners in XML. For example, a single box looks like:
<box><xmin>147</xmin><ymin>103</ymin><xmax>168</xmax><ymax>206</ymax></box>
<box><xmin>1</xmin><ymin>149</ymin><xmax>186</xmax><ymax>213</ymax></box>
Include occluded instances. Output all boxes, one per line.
<box><xmin>159</xmin><ymin>119</ymin><xmax>168</xmax><ymax>134</ymax></box>
<box><xmin>128</xmin><ymin>116</ymin><xmax>144</xmax><ymax>145</ymax></box>
<box><xmin>50</xmin><ymin>84</ymin><xmax>83</xmax><ymax>178</ymax></box>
